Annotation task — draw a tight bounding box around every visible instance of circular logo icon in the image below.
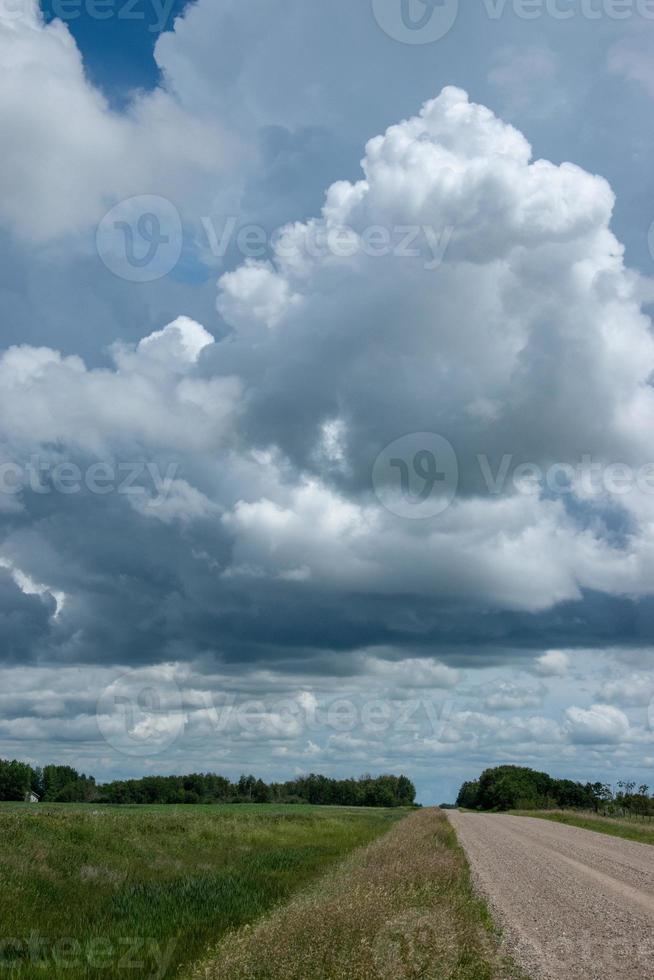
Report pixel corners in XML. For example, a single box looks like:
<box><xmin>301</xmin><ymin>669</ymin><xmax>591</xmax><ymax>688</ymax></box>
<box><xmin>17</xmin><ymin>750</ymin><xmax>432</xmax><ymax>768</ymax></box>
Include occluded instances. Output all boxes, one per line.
<box><xmin>371</xmin><ymin>0</ymin><xmax>459</xmax><ymax>44</ymax></box>
<box><xmin>96</xmin><ymin>195</ymin><xmax>183</xmax><ymax>283</ymax></box>
<box><xmin>97</xmin><ymin>672</ymin><xmax>185</xmax><ymax>757</ymax></box>
<box><xmin>372</xmin><ymin>432</ymin><xmax>458</xmax><ymax>519</ymax></box>
<box><xmin>0</xmin><ymin>0</ymin><xmax>31</xmax><ymax>22</ymax></box>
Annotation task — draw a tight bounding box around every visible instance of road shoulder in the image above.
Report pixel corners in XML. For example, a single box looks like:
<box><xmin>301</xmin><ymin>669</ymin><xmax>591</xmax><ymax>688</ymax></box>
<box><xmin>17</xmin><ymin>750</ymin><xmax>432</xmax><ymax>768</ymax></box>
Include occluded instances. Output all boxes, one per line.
<box><xmin>190</xmin><ymin>808</ymin><xmax>520</xmax><ymax>980</ymax></box>
<box><xmin>448</xmin><ymin>810</ymin><xmax>654</xmax><ymax>980</ymax></box>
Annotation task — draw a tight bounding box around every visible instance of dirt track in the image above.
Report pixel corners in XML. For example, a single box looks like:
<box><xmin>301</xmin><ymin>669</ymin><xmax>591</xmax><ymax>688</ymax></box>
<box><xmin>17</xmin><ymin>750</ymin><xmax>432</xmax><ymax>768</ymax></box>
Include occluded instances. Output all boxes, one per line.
<box><xmin>448</xmin><ymin>811</ymin><xmax>654</xmax><ymax>979</ymax></box>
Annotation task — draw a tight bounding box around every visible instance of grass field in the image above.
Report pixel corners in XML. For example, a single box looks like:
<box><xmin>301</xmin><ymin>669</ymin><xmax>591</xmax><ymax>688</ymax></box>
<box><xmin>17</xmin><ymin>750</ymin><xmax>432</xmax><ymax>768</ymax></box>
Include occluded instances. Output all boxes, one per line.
<box><xmin>0</xmin><ymin>802</ymin><xmax>403</xmax><ymax>979</ymax></box>
<box><xmin>191</xmin><ymin>808</ymin><xmax>520</xmax><ymax>980</ymax></box>
<box><xmin>511</xmin><ymin>808</ymin><xmax>654</xmax><ymax>846</ymax></box>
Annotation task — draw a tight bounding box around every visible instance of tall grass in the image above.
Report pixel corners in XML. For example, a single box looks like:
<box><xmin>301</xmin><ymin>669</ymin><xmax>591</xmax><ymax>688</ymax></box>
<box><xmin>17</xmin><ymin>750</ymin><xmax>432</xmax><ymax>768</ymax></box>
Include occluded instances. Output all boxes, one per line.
<box><xmin>191</xmin><ymin>808</ymin><xmax>521</xmax><ymax>980</ymax></box>
<box><xmin>511</xmin><ymin>808</ymin><xmax>654</xmax><ymax>846</ymax></box>
<box><xmin>0</xmin><ymin>802</ymin><xmax>402</xmax><ymax>979</ymax></box>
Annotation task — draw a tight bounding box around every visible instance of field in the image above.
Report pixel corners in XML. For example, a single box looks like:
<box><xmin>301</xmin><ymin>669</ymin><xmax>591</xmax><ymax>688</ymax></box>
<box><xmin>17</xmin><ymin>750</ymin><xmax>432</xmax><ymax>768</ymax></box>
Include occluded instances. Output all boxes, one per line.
<box><xmin>0</xmin><ymin>802</ymin><xmax>402</xmax><ymax>979</ymax></box>
<box><xmin>510</xmin><ymin>808</ymin><xmax>654</xmax><ymax>846</ymax></box>
<box><xmin>0</xmin><ymin>803</ymin><xmax>516</xmax><ymax>980</ymax></box>
<box><xmin>191</xmin><ymin>808</ymin><xmax>518</xmax><ymax>980</ymax></box>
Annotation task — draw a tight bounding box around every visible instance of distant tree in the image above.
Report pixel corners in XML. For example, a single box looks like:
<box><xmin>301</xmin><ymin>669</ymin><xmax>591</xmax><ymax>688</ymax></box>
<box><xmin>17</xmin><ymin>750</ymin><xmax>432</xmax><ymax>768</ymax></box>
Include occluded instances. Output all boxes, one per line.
<box><xmin>456</xmin><ymin>780</ymin><xmax>480</xmax><ymax>809</ymax></box>
<box><xmin>53</xmin><ymin>776</ymin><xmax>97</xmax><ymax>803</ymax></box>
<box><xmin>42</xmin><ymin>765</ymin><xmax>83</xmax><ymax>802</ymax></box>
<box><xmin>396</xmin><ymin>775</ymin><xmax>416</xmax><ymax>805</ymax></box>
<box><xmin>0</xmin><ymin>759</ymin><xmax>35</xmax><ymax>800</ymax></box>
<box><xmin>0</xmin><ymin>758</ymin><xmax>416</xmax><ymax>809</ymax></box>
<box><xmin>237</xmin><ymin>775</ymin><xmax>257</xmax><ymax>801</ymax></box>
<box><xmin>454</xmin><ymin>768</ymin><xmax>654</xmax><ymax>817</ymax></box>
<box><xmin>252</xmin><ymin>779</ymin><xmax>271</xmax><ymax>803</ymax></box>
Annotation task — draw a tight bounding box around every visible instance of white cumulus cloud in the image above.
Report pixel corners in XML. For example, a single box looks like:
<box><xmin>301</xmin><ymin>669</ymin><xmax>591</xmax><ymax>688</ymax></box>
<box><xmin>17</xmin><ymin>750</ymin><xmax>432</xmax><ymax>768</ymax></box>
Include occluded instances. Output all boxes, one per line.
<box><xmin>565</xmin><ymin>704</ymin><xmax>630</xmax><ymax>745</ymax></box>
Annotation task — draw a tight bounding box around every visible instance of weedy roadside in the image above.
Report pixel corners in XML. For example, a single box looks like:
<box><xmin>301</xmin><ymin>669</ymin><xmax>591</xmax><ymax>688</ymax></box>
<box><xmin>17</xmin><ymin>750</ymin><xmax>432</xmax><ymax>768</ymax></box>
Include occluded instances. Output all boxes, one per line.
<box><xmin>510</xmin><ymin>808</ymin><xmax>654</xmax><ymax>846</ymax></box>
<box><xmin>190</xmin><ymin>808</ymin><xmax>521</xmax><ymax>980</ymax></box>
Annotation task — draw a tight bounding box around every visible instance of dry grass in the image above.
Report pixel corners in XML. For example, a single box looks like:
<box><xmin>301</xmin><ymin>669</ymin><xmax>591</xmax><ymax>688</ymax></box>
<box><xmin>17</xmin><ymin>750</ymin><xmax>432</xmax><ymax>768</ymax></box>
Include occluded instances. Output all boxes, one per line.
<box><xmin>190</xmin><ymin>808</ymin><xmax>518</xmax><ymax>980</ymax></box>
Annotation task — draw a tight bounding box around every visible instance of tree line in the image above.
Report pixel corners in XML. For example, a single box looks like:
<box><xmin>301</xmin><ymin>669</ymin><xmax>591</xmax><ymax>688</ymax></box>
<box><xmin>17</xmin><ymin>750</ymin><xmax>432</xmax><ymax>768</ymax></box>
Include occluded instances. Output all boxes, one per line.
<box><xmin>456</xmin><ymin>765</ymin><xmax>654</xmax><ymax>817</ymax></box>
<box><xmin>0</xmin><ymin>758</ymin><xmax>416</xmax><ymax>807</ymax></box>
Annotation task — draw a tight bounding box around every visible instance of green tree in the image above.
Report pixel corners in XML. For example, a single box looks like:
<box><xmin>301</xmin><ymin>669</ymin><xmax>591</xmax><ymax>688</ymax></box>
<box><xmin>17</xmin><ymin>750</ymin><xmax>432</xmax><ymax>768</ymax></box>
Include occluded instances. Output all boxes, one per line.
<box><xmin>0</xmin><ymin>759</ymin><xmax>34</xmax><ymax>801</ymax></box>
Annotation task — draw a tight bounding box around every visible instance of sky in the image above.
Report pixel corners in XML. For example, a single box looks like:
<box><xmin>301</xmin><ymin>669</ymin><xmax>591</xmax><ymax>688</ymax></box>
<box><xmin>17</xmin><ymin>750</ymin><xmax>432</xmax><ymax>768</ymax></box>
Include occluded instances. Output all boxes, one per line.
<box><xmin>3</xmin><ymin>0</ymin><xmax>654</xmax><ymax>804</ymax></box>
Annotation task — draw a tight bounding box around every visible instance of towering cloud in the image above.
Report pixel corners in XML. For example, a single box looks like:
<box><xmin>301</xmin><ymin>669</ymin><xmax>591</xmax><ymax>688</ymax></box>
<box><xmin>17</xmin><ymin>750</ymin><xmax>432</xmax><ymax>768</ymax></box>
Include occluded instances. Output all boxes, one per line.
<box><xmin>2</xmin><ymin>25</ymin><xmax>654</xmax><ymax>794</ymax></box>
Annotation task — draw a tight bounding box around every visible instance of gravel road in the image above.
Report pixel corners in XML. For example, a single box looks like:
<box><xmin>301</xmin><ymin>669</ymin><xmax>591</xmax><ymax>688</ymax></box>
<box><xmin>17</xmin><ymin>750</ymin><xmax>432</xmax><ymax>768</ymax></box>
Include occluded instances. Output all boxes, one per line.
<box><xmin>448</xmin><ymin>811</ymin><xmax>654</xmax><ymax>979</ymax></box>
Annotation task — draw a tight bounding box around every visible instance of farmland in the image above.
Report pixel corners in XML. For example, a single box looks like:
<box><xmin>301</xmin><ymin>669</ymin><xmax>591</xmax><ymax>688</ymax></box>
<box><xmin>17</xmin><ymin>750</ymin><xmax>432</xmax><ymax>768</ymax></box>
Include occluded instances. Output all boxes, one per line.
<box><xmin>0</xmin><ymin>802</ymin><xmax>402</xmax><ymax>979</ymax></box>
<box><xmin>192</xmin><ymin>807</ymin><xmax>516</xmax><ymax>980</ymax></box>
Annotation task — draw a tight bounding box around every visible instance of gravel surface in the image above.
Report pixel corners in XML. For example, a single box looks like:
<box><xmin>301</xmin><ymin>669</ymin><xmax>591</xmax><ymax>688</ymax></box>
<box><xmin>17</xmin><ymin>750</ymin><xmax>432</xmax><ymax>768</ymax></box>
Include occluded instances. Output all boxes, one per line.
<box><xmin>448</xmin><ymin>811</ymin><xmax>654</xmax><ymax>980</ymax></box>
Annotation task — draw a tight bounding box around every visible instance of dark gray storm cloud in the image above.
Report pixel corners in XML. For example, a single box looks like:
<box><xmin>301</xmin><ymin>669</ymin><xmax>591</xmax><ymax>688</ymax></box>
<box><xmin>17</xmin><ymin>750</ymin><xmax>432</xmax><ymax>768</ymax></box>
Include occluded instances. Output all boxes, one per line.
<box><xmin>4</xmin><ymin>3</ymin><xmax>654</xmax><ymax>800</ymax></box>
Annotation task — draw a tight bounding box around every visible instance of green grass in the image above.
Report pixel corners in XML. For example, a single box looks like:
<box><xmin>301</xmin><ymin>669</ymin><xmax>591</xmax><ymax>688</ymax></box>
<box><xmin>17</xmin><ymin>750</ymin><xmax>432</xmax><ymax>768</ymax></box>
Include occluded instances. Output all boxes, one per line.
<box><xmin>511</xmin><ymin>808</ymin><xmax>654</xmax><ymax>846</ymax></box>
<box><xmin>0</xmin><ymin>802</ymin><xmax>404</xmax><ymax>979</ymax></box>
<box><xmin>191</xmin><ymin>808</ymin><xmax>523</xmax><ymax>980</ymax></box>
